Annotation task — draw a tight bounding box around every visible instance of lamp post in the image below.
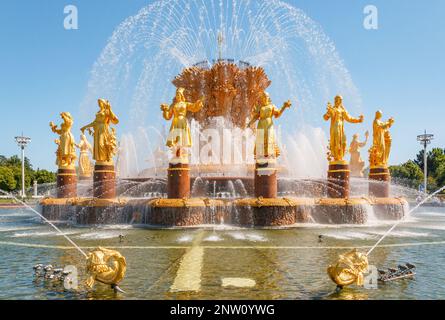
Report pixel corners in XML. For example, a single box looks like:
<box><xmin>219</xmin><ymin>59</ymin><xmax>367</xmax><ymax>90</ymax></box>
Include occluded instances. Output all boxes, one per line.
<box><xmin>417</xmin><ymin>130</ymin><xmax>434</xmax><ymax>195</ymax></box>
<box><xmin>14</xmin><ymin>135</ymin><xmax>31</xmax><ymax>198</ymax></box>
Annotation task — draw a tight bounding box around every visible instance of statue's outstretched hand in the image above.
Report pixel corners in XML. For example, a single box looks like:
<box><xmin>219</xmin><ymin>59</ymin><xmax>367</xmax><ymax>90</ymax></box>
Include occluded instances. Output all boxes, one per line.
<box><xmin>283</xmin><ymin>100</ymin><xmax>292</xmax><ymax>109</ymax></box>
<box><xmin>161</xmin><ymin>104</ymin><xmax>169</xmax><ymax>111</ymax></box>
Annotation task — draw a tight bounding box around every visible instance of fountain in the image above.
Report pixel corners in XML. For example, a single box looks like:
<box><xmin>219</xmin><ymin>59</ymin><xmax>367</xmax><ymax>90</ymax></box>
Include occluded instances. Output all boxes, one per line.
<box><xmin>40</xmin><ymin>60</ymin><xmax>407</xmax><ymax>227</ymax></box>
<box><xmin>40</xmin><ymin>0</ymin><xmax>408</xmax><ymax>228</ymax></box>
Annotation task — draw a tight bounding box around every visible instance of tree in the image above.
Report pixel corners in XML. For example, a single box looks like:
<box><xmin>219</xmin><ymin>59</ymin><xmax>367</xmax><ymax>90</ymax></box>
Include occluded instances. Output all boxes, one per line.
<box><xmin>390</xmin><ymin>160</ymin><xmax>424</xmax><ymax>188</ymax></box>
<box><xmin>414</xmin><ymin>148</ymin><xmax>445</xmax><ymax>177</ymax></box>
<box><xmin>33</xmin><ymin>169</ymin><xmax>56</xmax><ymax>184</ymax></box>
<box><xmin>0</xmin><ymin>166</ymin><xmax>17</xmax><ymax>191</ymax></box>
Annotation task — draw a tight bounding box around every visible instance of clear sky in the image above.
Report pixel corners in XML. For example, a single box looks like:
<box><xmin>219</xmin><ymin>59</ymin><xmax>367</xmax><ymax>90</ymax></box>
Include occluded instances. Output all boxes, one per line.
<box><xmin>0</xmin><ymin>0</ymin><xmax>444</xmax><ymax>170</ymax></box>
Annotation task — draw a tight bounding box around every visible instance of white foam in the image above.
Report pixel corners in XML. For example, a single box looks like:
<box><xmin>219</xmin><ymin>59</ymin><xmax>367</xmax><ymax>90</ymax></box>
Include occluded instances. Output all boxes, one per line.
<box><xmin>0</xmin><ymin>226</ymin><xmax>39</xmax><ymax>233</ymax></box>
<box><xmin>76</xmin><ymin>231</ymin><xmax>124</xmax><ymax>240</ymax></box>
<box><xmin>368</xmin><ymin>230</ymin><xmax>432</xmax><ymax>238</ymax></box>
<box><xmin>177</xmin><ymin>235</ymin><xmax>193</xmax><ymax>243</ymax></box>
<box><xmin>204</xmin><ymin>234</ymin><xmax>223</xmax><ymax>242</ymax></box>
<box><xmin>11</xmin><ymin>230</ymin><xmax>79</xmax><ymax>238</ymax></box>
<box><xmin>228</xmin><ymin>232</ymin><xmax>267</xmax><ymax>242</ymax></box>
<box><xmin>322</xmin><ymin>231</ymin><xmax>377</xmax><ymax>240</ymax></box>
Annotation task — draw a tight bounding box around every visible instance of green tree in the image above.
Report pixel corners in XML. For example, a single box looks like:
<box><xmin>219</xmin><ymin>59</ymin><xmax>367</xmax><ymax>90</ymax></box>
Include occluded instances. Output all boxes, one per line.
<box><xmin>415</xmin><ymin>148</ymin><xmax>445</xmax><ymax>177</ymax></box>
<box><xmin>0</xmin><ymin>166</ymin><xmax>17</xmax><ymax>191</ymax></box>
<box><xmin>390</xmin><ymin>160</ymin><xmax>424</xmax><ymax>188</ymax></box>
<box><xmin>33</xmin><ymin>169</ymin><xmax>57</xmax><ymax>184</ymax></box>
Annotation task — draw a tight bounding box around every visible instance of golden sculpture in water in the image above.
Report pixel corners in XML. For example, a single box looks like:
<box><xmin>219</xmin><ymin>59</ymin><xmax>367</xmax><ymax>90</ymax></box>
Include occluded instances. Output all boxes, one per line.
<box><xmin>327</xmin><ymin>249</ymin><xmax>369</xmax><ymax>287</ymax></box>
<box><xmin>50</xmin><ymin>112</ymin><xmax>77</xmax><ymax>168</ymax></box>
<box><xmin>369</xmin><ymin>111</ymin><xmax>395</xmax><ymax>168</ymax></box>
<box><xmin>86</xmin><ymin>247</ymin><xmax>127</xmax><ymax>292</ymax></box>
<box><xmin>349</xmin><ymin>131</ymin><xmax>369</xmax><ymax>177</ymax></box>
<box><xmin>76</xmin><ymin>133</ymin><xmax>93</xmax><ymax>178</ymax></box>
<box><xmin>323</xmin><ymin>96</ymin><xmax>364</xmax><ymax>163</ymax></box>
<box><xmin>247</xmin><ymin>91</ymin><xmax>291</xmax><ymax>163</ymax></box>
<box><xmin>80</xmin><ymin>99</ymin><xmax>119</xmax><ymax>165</ymax></box>
<box><xmin>161</xmin><ymin>87</ymin><xmax>204</xmax><ymax>162</ymax></box>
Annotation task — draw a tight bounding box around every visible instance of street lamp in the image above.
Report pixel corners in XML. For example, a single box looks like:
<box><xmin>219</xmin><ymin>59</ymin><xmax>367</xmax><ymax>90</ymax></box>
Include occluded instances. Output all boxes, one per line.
<box><xmin>14</xmin><ymin>134</ymin><xmax>31</xmax><ymax>198</ymax></box>
<box><xmin>417</xmin><ymin>130</ymin><xmax>434</xmax><ymax>195</ymax></box>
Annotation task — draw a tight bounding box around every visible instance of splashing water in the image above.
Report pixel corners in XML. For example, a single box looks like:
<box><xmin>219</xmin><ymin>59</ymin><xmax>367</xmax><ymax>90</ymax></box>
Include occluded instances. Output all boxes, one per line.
<box><xmin>0</xmin><ymin>190</ymin><xmax>88</xmax><ymax>258</ymax></box>
<box><xmin>80</xmin><ymin>0</ymin><xmax>361</xmax><ymax>177</ymax></box>
<box><xmin>367</xmin><ymin>186</ymin><xmax>445</xmax><ymax>256</ymax></box>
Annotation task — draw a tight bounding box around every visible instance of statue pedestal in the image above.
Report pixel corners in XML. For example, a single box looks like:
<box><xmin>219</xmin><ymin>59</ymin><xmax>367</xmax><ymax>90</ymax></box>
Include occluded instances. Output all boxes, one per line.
<box><xmin>167</xmin><ymin>163</ymin><xmax>190</xmax><ymax>199</ymax></box>
<box><xmin>94</xmin><ymin>164</ymin><xmax>116</xmax><ymax>199</ymax></box>
<box><xmin>369</xmin><ymin>166</ymin><xmax>390</xmax><ymax>197</ymax></box>
<box><xmin>57</xmin><ymin>168</ymin><xmax>77</xmax><ymax>198</ymax></box>
<box><xmin>254</xmin><ymin>162</ymin><xmax>277</xmax><ymax>198</ymax></box>
<box><xmin>327</xmin><ymin>162</ymin><xmax>350</xmax><ymax>198</ymax></box>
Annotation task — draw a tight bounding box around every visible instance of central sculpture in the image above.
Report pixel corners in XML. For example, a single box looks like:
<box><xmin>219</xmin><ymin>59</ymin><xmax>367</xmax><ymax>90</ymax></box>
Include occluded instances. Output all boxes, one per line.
<box><xmin>172</xmin><ymin>60</ymin><xmax>271</xmax><ymax>129</ymax></box>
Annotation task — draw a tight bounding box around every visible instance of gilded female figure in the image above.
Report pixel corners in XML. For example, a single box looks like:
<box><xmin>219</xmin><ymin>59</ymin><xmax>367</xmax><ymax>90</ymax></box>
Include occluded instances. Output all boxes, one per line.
<box><xmin>161</xmin><ymin>88</ymin><xmax>204</xmax><ymax>160</ymax></box>
<box><xmin>76</xmin><ymin>133</ymin><xmax>93</xmax><ymax>177</ymax></box>
<box><xmin>50</xmin><ymin>112</ymin><xmax>76</xmax><ymax>168</ymax></box>
<box><xmin>248</xmin><ymin>91</ymin><xmax>291</xmax><ymax>162</ymax></box>
<box><xmin>349</xmin><ymin>131</ymin><xmax>369</xmax><ymax>177</ymax></box>
<box><xmin>81</xmin><ymin>99</ymin><xmax>119</xmax><ymax>164</ymax></box>
<box><xmin>369</xmin><ymin>110</ymin><xmax>394</xmax><ymax>167</ymax></box>
<box><xmin>323</xmin><ymin>96</ymin><xmax>364</xmax><ymax>162</ymax></box>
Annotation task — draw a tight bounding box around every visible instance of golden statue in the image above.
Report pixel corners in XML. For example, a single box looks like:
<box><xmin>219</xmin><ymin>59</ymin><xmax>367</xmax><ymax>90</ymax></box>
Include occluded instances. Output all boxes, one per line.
<box><xmin>247</xmin><ymin>91</ymin><xmax>291</xmax><ymax>163</ymax></box>
<box><xmin>80</xmin><ymin>99</ymin><xmax>119</xmax><ymax>165</ymax></box>
<box><xmin>161</xmin><ymin>87</ymin><xmax>204</xmax><ymax>162</ymax></box>
<box><xmin>323</xmin><ymin>96</ymin><xmax>364</xmax><ymax>163</ymax></box>
<box><xmin>349</xmin><ymin>131</ymin><xmax>369</xmax><ymax>177</ymax></box>
<box><xmin>369</xmin><ymin>111</ymin><xmax>394</xmax><ymax>168</ymax></box>
<box><xmin>76</xmin><ymin>133</ymin><xmax>93</xmax><ymax>178</ymax></box>
<box><xmin>86</xmin><ymin>247</ymin><xmax>127</xmax><ymax>293</ymax></box>
<box><xmin>327</xmin><ymin>249</ymin><xmax>369</xmax><ymax>288</ymax></box>
<box><xmin>50</xmin><ymin>112</ymin><xmax>77</xmax><ymax>168</ymax></box>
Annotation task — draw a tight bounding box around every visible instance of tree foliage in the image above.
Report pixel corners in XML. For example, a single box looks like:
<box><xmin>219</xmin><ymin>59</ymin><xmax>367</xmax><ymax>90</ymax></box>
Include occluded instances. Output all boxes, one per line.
<box><xmin>0</xmin><ymin>155</ymin><xmax>56</xmax><ymax>195</ymax></box>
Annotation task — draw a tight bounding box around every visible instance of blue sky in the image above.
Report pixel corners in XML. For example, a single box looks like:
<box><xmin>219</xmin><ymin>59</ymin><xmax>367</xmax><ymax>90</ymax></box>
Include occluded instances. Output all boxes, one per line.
<box><xmin>0</xmin><ymin>0</ymin><xmax>444</xmax><ymax>170</ymax></box>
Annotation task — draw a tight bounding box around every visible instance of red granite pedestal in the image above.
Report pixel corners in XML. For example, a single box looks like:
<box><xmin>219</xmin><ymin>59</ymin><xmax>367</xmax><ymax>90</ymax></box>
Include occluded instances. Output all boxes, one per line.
<box><xmin>327</xmin><ymin>162</ymin><xmax>350</xmax><ymax>198</ymax></box>
<box><xmin>254</xmin><ymin>162</ymin><xmax>277</xmax><ymax>198</ymax></box>
<box><xmin>93</xmin><ymin>164</ymin><xmax>116</xmax><ymax>199</ymax></box>
<box><xmin>369</xmin><ymin>166</ymin><xmax>390</xmax><ymax>198</ymax></box>
<box><xmin>57</xmin><ymin>168</ymin><xmax>77</xmax><ymax>198</ymax></box>
<box><xmin>167</xmin><ymin>163</ymin><xmax>190</xmax><ymax>199</ymax></box>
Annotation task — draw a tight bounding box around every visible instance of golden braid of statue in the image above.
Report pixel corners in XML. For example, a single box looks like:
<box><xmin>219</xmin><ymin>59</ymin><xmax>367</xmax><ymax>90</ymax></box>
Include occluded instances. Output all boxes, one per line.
<box><xmin>161</xmin><ymin>87</ymin><xmax>204</xmax><ymax>163</ymax></box>
<box><xmin>50</xmin><ymin>112</ymin><xmax>77</xmax><ymax>168</ymax></box>
<box><xmin>349</xmin><ymin>131</ymin><xmax>369</xmax><ymax>177</ymax></box>
<box><xmin>247</xmin><ymin>91</ymin><xmax>291</xmax><ymax>164</ymax></box>
<box><xmin>80</xmin><ymin>99</ymin><xmax>119</xmax><ymax>165</ymax></box>
<box><xmin>76</xmin><ymin>133</ymin><xmax>93</xmax><ymax>178</ymax></box>
<box><xmin>369</xmin><ymin>110</ymin><xmax>395</xmax><ymax>168</ymax></box>
<box><xmin>323</xmin><ymin>96</ymin><xmax>364</xmax><ymax>163</ymax></box>
<box><xmin>86</xmin><ymin>247</ymin><xmax>127</xmax><ymax>293</ymax></box>
<box><xmin>327</xmin><ymin>249</ymin><xmax>369</xmax><ymax>288</ymax></box>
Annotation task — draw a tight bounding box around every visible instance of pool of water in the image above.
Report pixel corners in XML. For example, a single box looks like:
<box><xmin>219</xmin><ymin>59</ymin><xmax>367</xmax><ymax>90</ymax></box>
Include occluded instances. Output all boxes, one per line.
<box><xmin>1</xmin><ymin>206</ymin><xmax>444</xmax><ymax>300</ymax></box>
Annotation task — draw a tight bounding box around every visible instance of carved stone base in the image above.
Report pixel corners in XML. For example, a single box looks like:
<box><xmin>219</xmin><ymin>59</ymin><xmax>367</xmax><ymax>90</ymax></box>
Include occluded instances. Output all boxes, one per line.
<box><xmin>94</xmin><ymin>165</ymin><xmax>116</xmax><ymax>199</ymax></box>
<box><xmin>369</xmin><ymin>166</ymin><xmax>391</xmax><ymax>198</ymax></box>
<box><xmin>167</xmin><ymin>163</ymin><xmax>190</xmax><ymax>199</ymax></box>
<box><xmin>40</xmin><ymin>197</ymin><xmax>408</xmax><ymax>226</ymax></box>
<box><xmin>57</xmin><ymin>168</ymin><xmax>77</xmax><ymax>198</ymax></box>
<box><xmin>254</xmin><ymin>163</ymin><xmax>277</xmax><ymax>198</ymax></box>
<box><xmin>327</xmin><ymin>162</ymin><xmax>350</xmax><ymax>198</ymax></box>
